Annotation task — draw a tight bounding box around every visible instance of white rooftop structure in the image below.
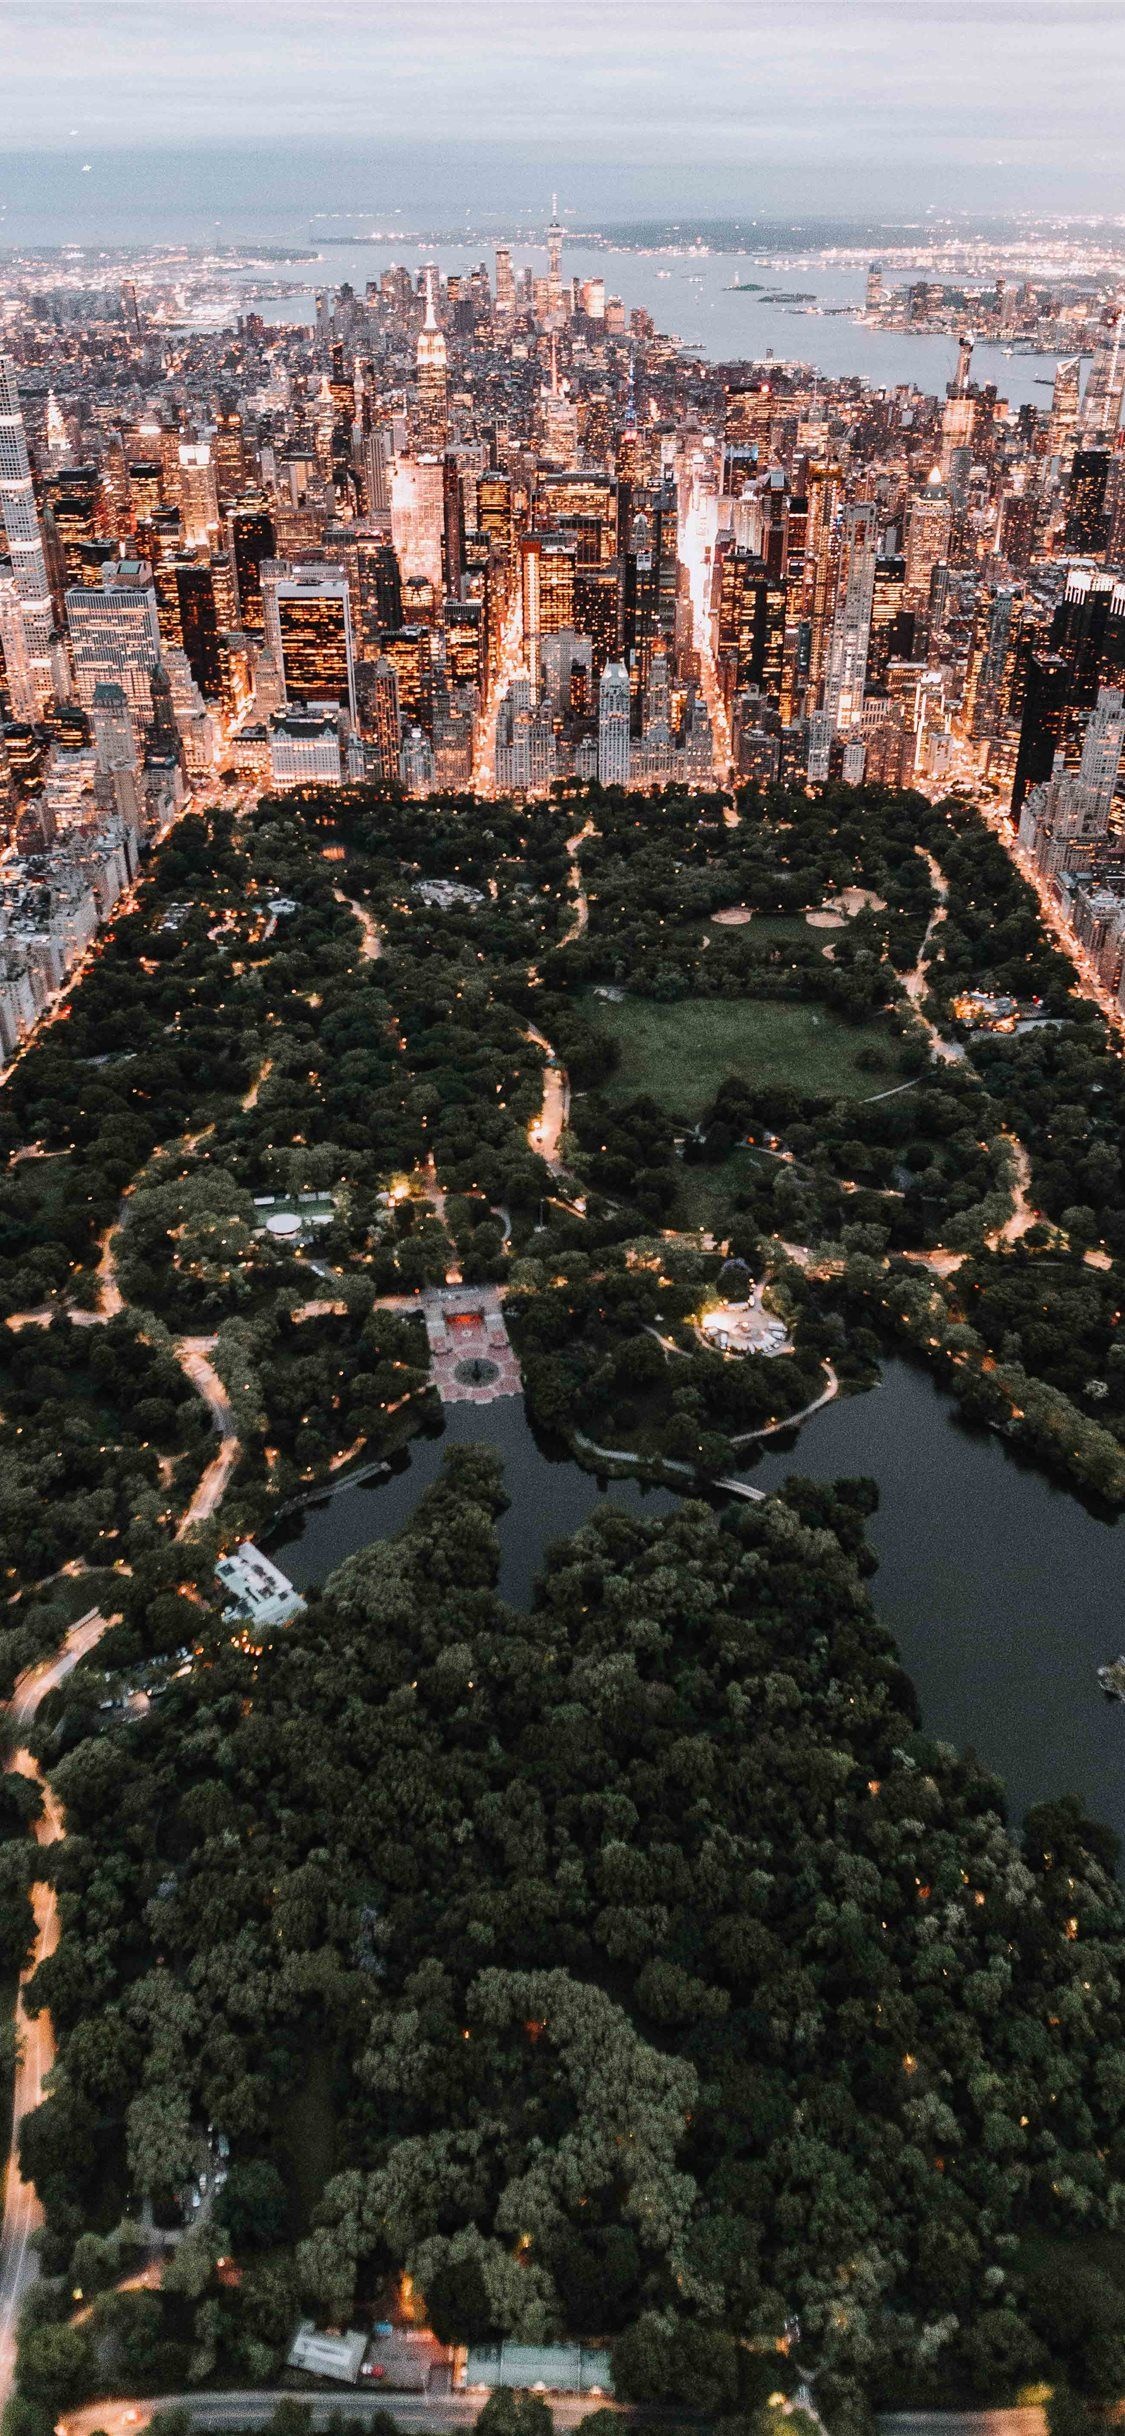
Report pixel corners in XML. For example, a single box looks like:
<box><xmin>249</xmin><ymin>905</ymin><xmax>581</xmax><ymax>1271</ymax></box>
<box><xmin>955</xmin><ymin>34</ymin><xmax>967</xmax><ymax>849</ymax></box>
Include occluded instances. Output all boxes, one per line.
<box><xmin>287</xmin><ymin>2323</ymin><xmax>367</xmax><ymax>2385</ymax></box>
<box><xmin>215</xmin><ymin>1543</ymin><xmax>305</xmax><ymax>1631</ymax></box>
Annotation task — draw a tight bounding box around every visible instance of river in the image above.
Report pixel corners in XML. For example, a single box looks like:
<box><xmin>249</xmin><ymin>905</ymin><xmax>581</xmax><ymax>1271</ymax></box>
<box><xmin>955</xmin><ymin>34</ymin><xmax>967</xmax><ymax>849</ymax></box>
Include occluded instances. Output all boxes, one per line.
<box><xmin>271</xmin><ymin>1359</ymin><xmax>1125</xmax><ymax>1850</ymax></box>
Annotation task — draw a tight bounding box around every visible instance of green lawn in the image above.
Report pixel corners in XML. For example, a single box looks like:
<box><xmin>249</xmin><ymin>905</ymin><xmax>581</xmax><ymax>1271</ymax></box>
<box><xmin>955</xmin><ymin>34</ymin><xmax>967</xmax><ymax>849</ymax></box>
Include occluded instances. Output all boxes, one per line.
<box><xmin>592</xmin><ymin>994</ymin><xmax>902</xmax><ymax>1120</ymax></box>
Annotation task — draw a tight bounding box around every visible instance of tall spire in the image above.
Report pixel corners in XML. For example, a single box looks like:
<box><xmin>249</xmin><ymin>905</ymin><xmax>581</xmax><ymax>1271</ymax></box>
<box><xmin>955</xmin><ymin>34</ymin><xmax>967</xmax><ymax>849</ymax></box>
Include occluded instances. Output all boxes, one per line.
<box><xmin>415</xmin><ymin>265</ymin><xmax>448</xmax><ymax>450</ymax></box>
<box><xmin>547</xmin><ymin>197</ymin><xmax>564</xmax><ymax>328</ymax></box>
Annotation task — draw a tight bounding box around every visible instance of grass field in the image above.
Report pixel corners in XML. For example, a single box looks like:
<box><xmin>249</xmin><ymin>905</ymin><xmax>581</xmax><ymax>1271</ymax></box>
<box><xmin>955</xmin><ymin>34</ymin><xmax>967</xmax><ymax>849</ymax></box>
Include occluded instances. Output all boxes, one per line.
<box><xmin>592</xmin><ymin>994</ymin><xmax>901</xmax><ymax>1120</ymax></box>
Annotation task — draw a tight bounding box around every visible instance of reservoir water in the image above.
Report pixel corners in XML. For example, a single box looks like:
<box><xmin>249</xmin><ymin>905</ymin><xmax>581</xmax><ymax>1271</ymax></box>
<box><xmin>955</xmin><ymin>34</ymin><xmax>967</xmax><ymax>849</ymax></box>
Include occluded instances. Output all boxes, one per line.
<box><xmin>271</xmin><ymin>1360</ymin><xmax>1125</xmax><ymax>1850</ymax></box>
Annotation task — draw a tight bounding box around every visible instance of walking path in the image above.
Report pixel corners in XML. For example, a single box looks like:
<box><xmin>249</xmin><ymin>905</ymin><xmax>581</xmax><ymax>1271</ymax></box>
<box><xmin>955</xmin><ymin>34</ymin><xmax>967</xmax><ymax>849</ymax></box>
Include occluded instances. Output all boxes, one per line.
<box><xmin>991</xmin><ymin>1132</ymin><xmax>1037</xmax><ymax>1248</ymax></box>
<box><xmin>173</xmin><ymin>1342</ymin><xmax>241</xmax><ymax>1532</ymax></box>
<box><xmin>729</xmin><ymin>1362</ymin><xmax>838</xmax><ymax>1447</ymax></box>
<box><xmin>336</xmin><ymin>891</ymin><xmax>383</xmax><ymax>963</ymax></box>
<box><xmin>0</xmin><ymin>1610</ymin><xmax>115</xmax><ymax>2403</ymax></box>
<box><xmin>572</xmin><ymin>1429</ymin><xmax>766</xmax><ymax>1502</ymax></box>
<box><xmin>559</xmin><ymin>821</ymin><xmax>593</xmax><ymax>947</ymax></box>
<box><xmin>525</xmin><ymin>1022</ymin><xmax>570</xmax><ymax>1168</ymax></box>
<box><xmin>902</xmin><ymin>852</ymin><xmax>966</xmax><ymax>1067</ymax></box>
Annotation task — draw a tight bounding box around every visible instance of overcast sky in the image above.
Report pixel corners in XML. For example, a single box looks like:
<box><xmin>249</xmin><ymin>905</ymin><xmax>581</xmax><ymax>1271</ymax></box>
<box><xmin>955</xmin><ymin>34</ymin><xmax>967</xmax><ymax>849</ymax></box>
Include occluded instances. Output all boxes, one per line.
<box><xmin>3</xmin><ymin>2</ymin><xmax>1125</xmax><ymax>221</ymax></box>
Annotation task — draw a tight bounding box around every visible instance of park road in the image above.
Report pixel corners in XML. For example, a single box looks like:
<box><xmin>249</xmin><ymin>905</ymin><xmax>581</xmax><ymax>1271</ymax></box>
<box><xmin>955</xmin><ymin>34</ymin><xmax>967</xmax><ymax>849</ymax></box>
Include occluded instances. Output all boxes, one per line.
<box><xmin>0</xmin><ymin>1610</ymin><xmax>114</xmax><ymax>2406</ymax></box>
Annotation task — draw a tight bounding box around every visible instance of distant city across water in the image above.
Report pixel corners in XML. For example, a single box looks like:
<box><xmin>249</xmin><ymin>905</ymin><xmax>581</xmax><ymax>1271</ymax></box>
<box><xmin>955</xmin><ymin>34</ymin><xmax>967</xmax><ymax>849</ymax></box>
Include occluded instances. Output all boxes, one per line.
<box><xmin>237</xmin><ymin>240</ymin><xmax>1071</xmax><ymax>413</ymax></box>
<box><xmin>0</xmin><ymin>147</ymin><xmax>1092</xmax><ymax>411</ymax></box>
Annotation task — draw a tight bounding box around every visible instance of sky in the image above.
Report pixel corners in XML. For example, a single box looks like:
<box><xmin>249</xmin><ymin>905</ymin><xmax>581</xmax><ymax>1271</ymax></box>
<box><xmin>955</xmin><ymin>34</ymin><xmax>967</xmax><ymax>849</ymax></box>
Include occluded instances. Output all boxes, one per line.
<box><xmin>3</xmin><ymin>1</ymin><xmax>1125</xmax><ymax>233</ymax></box>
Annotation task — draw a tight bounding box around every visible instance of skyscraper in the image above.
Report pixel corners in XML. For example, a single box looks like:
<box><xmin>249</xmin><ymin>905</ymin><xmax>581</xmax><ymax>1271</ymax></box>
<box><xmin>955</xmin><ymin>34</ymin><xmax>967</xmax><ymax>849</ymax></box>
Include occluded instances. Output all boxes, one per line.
<box><xmin>823</xmin><ymin>501</ymin><xmax>877</xmax><ymax>732</ymax></box>
<box><xmin>66</xmin><ymin>559</ymin><xmax>162</xmax><ymax>721</ymax></box>
<box><xmin>228</xmin><ymin>501</ymin><xmax>277</xmax><ymax>638</ymax></box>
<box><xmin>1066</xmin><ymin>685</ymin><xmax>1125</xmax><ymax>833</ymax></box>
<box><xmin>415</xmin><ymin>267</ymin><xmax>449</xmax><ymax>452</ymax></box>
<box><xmin>391</xmin><ymin>455</ymin><xmax>444</xmax><ymax>595</ymax></box>
<box><xmin>547</xmin><ymin>197</ymin><xmax>565</xmax><ymax>327</ymax></box>
<box><xmin>0</xmin><ymin>353</ymin><xmax>54</xmax><ymax>712</ymax></box>
<box><xmin>1081</xmin><ymin>304</ymin><xmax>1125</xmax><ymax>439</ymax></box>
<box><xmin>1067</xmin><ymin>450</ymin><xmax>1112</xmax><ymax>555</ymax></box>
<box><xmin>597</xmin><ymin>659</ymin><xmax>631</xmax><ymax>786</ymax></box>
<box><xmin>903</xmin><ymin>475</ymin><xmax>952</xmax><ymax>620</ymax></box>
<box><xmin>177</xmin><ymin>442</ymin><xmax>221</xmax><ymax>549</ymax></box>
<box><xmin>366</xmin><ymin>653</ymin><xmax>401</xmax><ymax>778</ymax></box>
<box><xmin>494</xmin><ymin>247</ymin><xmax>516</xmax><ymax>324</ymax></box>
<box><xmin>264</xmin><ymin>567</ymin><xmax>357</xmax><ymax>720</ymax></box>
<box><xmin>1049</xmin><ymin>357</ymin><xmax>1082</xmax><ymax>462</ymax></box>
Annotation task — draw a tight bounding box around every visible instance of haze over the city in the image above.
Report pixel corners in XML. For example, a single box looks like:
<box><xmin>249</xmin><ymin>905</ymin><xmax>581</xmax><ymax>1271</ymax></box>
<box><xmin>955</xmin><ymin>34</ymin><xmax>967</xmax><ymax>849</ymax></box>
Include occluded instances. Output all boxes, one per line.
<box><xmin>4</xmin><ymin>0</ymin><xmax>1125</xmax><ymax>241</ymax></box>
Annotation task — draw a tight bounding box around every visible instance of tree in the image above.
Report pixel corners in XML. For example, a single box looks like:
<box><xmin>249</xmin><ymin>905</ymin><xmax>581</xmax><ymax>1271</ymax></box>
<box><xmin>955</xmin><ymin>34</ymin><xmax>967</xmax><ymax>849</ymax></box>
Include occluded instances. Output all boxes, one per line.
<box><xmin>475</xmin><ymin>2398</ymin><xmax>552</xmax><ymax>2436</ymax></box>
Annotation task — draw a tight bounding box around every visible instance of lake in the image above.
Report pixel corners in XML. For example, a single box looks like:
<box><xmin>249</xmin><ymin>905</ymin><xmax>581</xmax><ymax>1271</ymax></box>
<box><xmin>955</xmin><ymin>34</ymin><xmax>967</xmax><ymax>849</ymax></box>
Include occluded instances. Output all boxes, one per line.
<box><xmin>271</xmin><ymin>1358</ymin><xmax>1125</xmax><ymax>1849</ymax></box>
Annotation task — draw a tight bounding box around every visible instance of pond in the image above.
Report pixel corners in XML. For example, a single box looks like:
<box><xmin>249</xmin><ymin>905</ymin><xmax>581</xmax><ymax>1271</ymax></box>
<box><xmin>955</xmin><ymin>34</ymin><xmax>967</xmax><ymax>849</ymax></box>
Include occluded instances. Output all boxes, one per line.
<box><xmin>270</xmin><ymin>1359</ymin><xmax>1125</xmax><ymax>1847</ymax></box>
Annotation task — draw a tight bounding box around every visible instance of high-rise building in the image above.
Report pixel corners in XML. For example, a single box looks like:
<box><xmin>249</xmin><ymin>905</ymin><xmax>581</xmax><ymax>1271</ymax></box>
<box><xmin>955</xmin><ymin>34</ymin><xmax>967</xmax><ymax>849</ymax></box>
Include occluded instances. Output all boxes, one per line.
<box><xmin>66</xmin><ymin>559</ymin><xmax>162</xmax><ymax>722</ymax></box>
<box><xmin>1081</xmin><ymin>305</ymin><xmax>1125</xmax><ymax>439</ymax></box>
<box><xmin>358</xmin><ymin>537</ymin><xmax>403</xmax><ymax>634</ymax></box>
<box><xmin>597</xmin><ymin>658</ymin><xmax>631</xmax><ymax>786</ymax></box>
<box><xmin>823</xmin><ymin>501</ymin><xmax>877</xmax><ymax>732</ymax></box>
<box><xmin>546</xmin><ymin>197</ymin><xmax>565</xmax><ymax>327</ymax></box>
<box><xmin>442</xmin><ymin>452</ymin><xmax>465</xmax><ymax>596</ymax></box>
<box><xmin>1066</xmin><ymin>685</ymin><xmax>1125</xmax><ymax>831</ymax></box>
<box><xmin>174</xmin><ymin>561</ymin><xmax>223</xmax><ymax>699</ymax></box>
<box><xmin>212</xmin><ymin>408</ymin><xmax>248</xmax><ymax>510</ymax></box>
<box><xmin>494</xmin><ymin>247</ymin><xmax>516</xmax><ymax>323</ymax></box>
<box><xmin>1067</xmin><ymin>450</ymin><xmax>1112</xmax><ymax>555</ymax></box>
<box><xmin>399</xmin><ymin>724</ymin><xmax>436</xmax><ymax>792</ymax></box>
<box><xmin>264</xmin><ymin>567</ymin><xmax>357</xmax><ymax>720</ymax></box>
<box><xmin>866</xmin><ymin>556</ymin><xmax>914</xmax><ymax>691</ymax></box>
<box><xmin>0</xmin><ymin>352</ymin><xmax>54</xmax><ymax>711</ymax></box>
<box><xmin>0</xmin><ymin>569</ymin><xmax>37</xmax><ymax>718</ymax></box>
<box><xmin>477</xmin><ymin>470</ymin><xmax>514</xmax><ymax>559</ymax></box>
<box><xmin>1012</xmin><ymin>649</ymin><xmax>1071</xmax><ymax>815</ymax></box>
<box><xmin>415</xmin><ymin>268</ymin><xmax>449</xmax><ymax>452</ymax></box>
<box><xmin>44</xmin><ymin>466</ymin><xmax>102</xmax><ymax>598</ymax></box>
<box><xmin>177</xmin><ymin>442</ymin><xmax>220</xmax><ymax>548</ymax></box>
<box><xmin>716</xmin><ymin>549</ymin><xmax>786</xmax><ymax>705</ymax></box>
<box><xmin>903</xmin><ymin>476</ymin><xmax>952</xmax><ymax>620</ymax></box>
<box><xmin>91</xmin><ymin>679</ymin><xmax>143</xmax><ymax>831</ymax></box>
<box><xmin>228</xmin><ymin>501</ymin><xmax>277</xmax><ymax>638</ymax></box>
<box><xmin>1049</xmin><ymin>357</ymin><xmax>1082</xmax><ymax>462</ymax></box>
<box><xmin>391</xmin><ymin>455</ymin><xmax>444</xmax><ymax>595</ymax></box>
<box><xmin>364</xmin><ymin>653</ymin><xmax>401</xmax><ymax>777</ymax></box>
<box><xmin>378</xmin><ymin>625</ymin><xmax>433</xmax><ymax>732</ymax></box>
<box><xmin>363</xmin><ymin>427</ymin><xmax>392</xmax><ymax>516</ymax></box>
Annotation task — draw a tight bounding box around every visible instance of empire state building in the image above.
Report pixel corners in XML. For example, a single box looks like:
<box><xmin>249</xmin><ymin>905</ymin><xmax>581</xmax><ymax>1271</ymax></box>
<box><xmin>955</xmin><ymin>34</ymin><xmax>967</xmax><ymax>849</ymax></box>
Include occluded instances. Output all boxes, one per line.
<box><xmin>415</xmin><ymin>266</ymin><xmax>448</xmax><ymax>451</ymax></box>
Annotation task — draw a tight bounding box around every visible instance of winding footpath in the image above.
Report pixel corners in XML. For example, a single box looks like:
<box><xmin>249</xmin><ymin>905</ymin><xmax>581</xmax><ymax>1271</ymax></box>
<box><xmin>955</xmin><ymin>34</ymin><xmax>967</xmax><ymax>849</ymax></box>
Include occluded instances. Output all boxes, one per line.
<box><xmin>559</xmin><ymin>821</ymin><xmax>593</xmax><ymax>948</ymax></box>
<box><xmin>335</xmin><ymin>890</ymin><xmax>384</xmax><ymax>964</ymax></box>
<box><xmin>525</xmin><ymin>1021</ymin><xmax>570</xmax><ymax>1169</ymax></box>
<box><xmin>173</xmin><ymin>1342</ymin><xmax>241</xmax><ymax>1532</ymax></box>
<box><xmin>0</xmin><ymin>1611</ymin><xmax>115</xmax><ymax>2402</ymax></box>
<box><xmin>902</xmin><ymin>852</ymin><xmax>965</xmax><ymax>1068</ymax></box>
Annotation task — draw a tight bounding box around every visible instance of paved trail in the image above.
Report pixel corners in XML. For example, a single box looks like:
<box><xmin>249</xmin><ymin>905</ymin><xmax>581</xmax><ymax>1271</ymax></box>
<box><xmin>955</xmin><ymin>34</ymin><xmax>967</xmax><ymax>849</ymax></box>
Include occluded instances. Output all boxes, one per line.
<box><xmin>0</xmin><ymin>1611</ymin><xmax>114</xmax><ymax>2403</ymax></box>
<box><xmin>174</xmin><ymin>1341</ymin><xmax>241</xmax><ymax>1532</ymax></box>
<box><xmin>336</xmin><ymin>891</ymin><xmax>384</xmax><ymax>963</ymax></box>
<box><xmin>902</xmin><ymin>852</ymin><xmax>966</xmax><ymax>1067</ymax></box>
